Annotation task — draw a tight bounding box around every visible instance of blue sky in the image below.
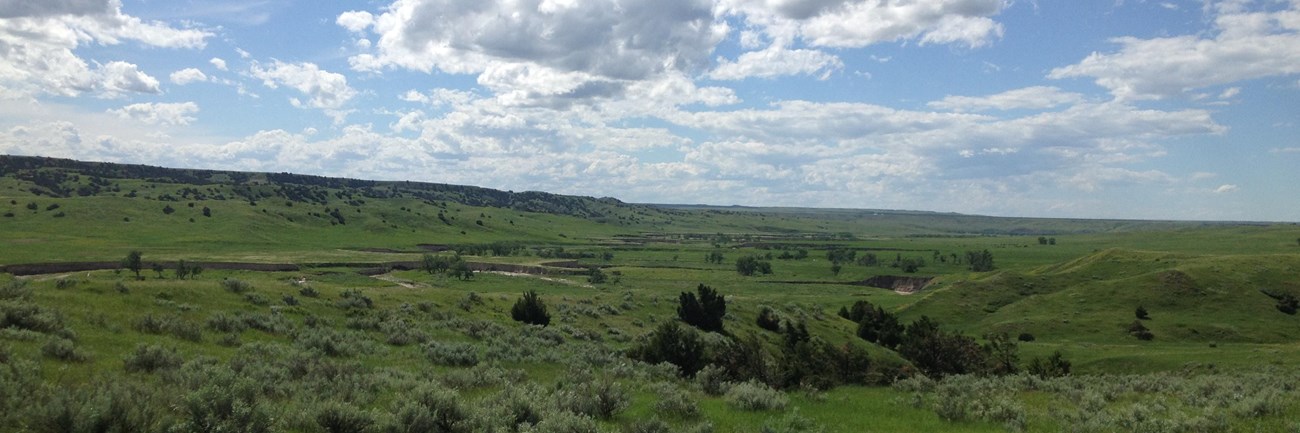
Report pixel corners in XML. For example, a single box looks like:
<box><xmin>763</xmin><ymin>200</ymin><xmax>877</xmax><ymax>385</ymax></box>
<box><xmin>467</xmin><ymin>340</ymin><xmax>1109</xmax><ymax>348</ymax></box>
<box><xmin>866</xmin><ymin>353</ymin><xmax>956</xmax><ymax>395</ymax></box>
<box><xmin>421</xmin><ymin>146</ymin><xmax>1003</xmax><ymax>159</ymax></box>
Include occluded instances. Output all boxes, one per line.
<box><xmin>1</xmin><ymin>0</ymin><xmax>1297</xmax><ymax>221</ymax></box>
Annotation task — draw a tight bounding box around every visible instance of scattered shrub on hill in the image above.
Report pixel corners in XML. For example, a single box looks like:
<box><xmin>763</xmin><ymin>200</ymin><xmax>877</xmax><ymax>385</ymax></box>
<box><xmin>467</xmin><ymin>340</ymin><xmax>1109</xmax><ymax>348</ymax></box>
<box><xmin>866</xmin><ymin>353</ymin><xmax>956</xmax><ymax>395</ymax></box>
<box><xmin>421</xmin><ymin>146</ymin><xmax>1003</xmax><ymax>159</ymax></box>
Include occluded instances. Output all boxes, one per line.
<box><xmin>1135</xmin><ymin>305</ymin><xmax>1150</xmax><ymax>320</ymax></box>
<box><xmin>629</xmin><ymin>321</ymin><xmax>707</xmax><ymax>377</ymax></box>
<box><xmin>1017</xmin><ymin>333</ymin><xmax>1035</xmax><ymax>342</ymax></box>
<box><xmin>511</xmin><ymin>290</ymin><xmax>551</xmax><ymax>327</ymax></box>
<box><xmin>725</xmin><ymin>380</ymin><xmax>788</xmax><ymax>411</ymax></box>
<box><xmin>1027</xmin><ymin>350</ymin><xmax>1071</xmax><ymax>378</ymax></box>
<box><xmin>163</xmin><ymin>204</ymin><xmax>175</xmax><ymax>214</ymax></box>
<box><xmin>315</xmin><ymin>401</ymin><xmax>375</xmax><ymax>433</ymax></box>
<box><xmin>1277</xmin><ymin>294</ymin><xmax>1298</xmax><ymax>315</ymax></box>
<box><xmin>42</xmin><ymin>338</ymin><xmax>90</xmax><ymax>362</ymax></box>
<box><xmin>678</xmin><ymin>284</ymin><xmax>726</xmax><ymax>333</ymax></box>
<box><xmin>841</xmin><ymin>300</ymin><xmax>904</xmax><ymax>349</ymax></box>
<box><xmin>756</xmin><ymin>307</ymin><xmax>781</xmax><ymax>332</ymax></box>
<box><xmin>587</xmin><ymin>267</ymin><xmax>607</xmax><ymax>284</ymax></box>
<box><xmin>425</xmin><ymin>341</ymin><xmax>479</xmax><ymax>367</ymax></box>
<box><xmin>652</xmin><ymin>383</ymin><xmax>700</xmax><ymax>419</ymax></box>
<box><xmin>563</xmin><ymin>377</ymin><xmax>631</xmax><ymax>419</ymax></box>
<box><xmin>385</xmin><ymin>385</ymin><xmax>470</xmax><ymax>433</ymax></box>
<box><xmin>123</xmin><ymin>343</ymin><xmax>183</xmax><ymax>372</ymax></box>
<box><xmin>897</xmin><ymin>316</ymin><xmax>988</xmax><ymax>378</ymax></box>
<box><xmin>335</xmin><ymin>288</ymin><xmax>373</xmax><ymax>310</ymax></box>
<box><xmin>1129</xmin><ymin>320</ymin><xmax>1154</xmax><ymax>341</ymax></box>
<box><xmin>221</xmin><ymin>278</ymin><xmax>251</xmax><ymax>293</ymax></box>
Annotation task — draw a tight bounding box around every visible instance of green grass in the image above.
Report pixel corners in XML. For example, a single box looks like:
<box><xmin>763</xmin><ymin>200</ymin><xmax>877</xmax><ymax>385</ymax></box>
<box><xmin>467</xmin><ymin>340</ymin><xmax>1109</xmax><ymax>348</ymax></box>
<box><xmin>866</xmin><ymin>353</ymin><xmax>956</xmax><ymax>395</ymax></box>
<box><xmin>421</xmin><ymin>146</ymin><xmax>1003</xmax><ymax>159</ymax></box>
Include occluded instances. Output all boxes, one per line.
<box><xmin>5</xmin><ymin>156</ymin><xmax>1300</xmax><ymax>431</ymax></box>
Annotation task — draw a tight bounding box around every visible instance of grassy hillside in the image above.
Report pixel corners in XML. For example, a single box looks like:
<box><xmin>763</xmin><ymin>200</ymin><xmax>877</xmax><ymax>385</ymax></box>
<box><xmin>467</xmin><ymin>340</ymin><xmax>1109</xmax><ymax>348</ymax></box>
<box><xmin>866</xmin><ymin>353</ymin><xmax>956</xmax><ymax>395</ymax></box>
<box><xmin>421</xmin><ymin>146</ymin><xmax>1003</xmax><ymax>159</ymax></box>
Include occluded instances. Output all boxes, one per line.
<box><xmin>4</xmin><ymin>155</ymin><xmax>1300</xmax><ymax>432</ymax></box>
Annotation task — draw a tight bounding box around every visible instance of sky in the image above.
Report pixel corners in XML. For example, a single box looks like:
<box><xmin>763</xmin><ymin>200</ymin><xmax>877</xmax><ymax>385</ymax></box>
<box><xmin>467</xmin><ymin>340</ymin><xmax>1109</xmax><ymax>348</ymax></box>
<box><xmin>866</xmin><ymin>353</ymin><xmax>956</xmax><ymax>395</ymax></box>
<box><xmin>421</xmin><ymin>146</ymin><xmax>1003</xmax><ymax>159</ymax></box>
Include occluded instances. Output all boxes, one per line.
<box><xmin>0</xmin><ymin>0</ymin><xmax>1297</xmax><ymax>221</ymax></box>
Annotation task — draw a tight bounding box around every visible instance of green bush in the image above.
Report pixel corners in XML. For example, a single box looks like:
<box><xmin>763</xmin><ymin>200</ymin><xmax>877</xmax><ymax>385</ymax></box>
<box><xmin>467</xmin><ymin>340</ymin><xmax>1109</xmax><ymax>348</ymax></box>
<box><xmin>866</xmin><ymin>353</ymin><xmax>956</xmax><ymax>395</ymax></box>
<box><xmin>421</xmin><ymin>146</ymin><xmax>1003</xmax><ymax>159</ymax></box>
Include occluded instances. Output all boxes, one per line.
<box><xmin>207</xmin><ymin>312</ymin><xmax>248</xmax><ymax>333</ymax></box>
<box><xmin>123</xmin><ymin>344</ymin><xmax>183</xmax><ymax>373</ymax></box>
<box><xmin>384</xmin><ymin>385</ymin><xmax>469</xmax><ymax>433</ymax></box>
<box><xmin>628</xmin><ymin>321</ymin><xmax>707</xmax><ymax>377</ymax></box>
<box><xmin>424</xmin><ymin>341</ymin><xmax>479</xmax><ymax>367</ymax></box>
<box><xmin>315</xmin><ymin>401</ymin><xmax>375</xmax><ymax>433</ymax></box>
<box><xmin>652</xmin><ymin>384</ymin><xmax>700</xmax><ymax>419</ymax></box>
<box><xmin>221</xmin><ymin>278</ymin><xmax>252</xmax><ymax>293</ymax></box>
<box><xmin>565</xmin><ymin>377</ymin><xmax>630</xmax><ymax>419</ymax></box>
<box><xmin>42</xmin><ymin>338</ymin><xmax>90</xmax><ymax>362</ymax></box>
<box><xmin>336</xmin><ymin>289</ymin><xmax>373</xmax><ymax>310</ymax></box>
<box><xmin>724</xmin><ymin>381</ymin><xmax>788</xmax><ymax>411</ymax></box>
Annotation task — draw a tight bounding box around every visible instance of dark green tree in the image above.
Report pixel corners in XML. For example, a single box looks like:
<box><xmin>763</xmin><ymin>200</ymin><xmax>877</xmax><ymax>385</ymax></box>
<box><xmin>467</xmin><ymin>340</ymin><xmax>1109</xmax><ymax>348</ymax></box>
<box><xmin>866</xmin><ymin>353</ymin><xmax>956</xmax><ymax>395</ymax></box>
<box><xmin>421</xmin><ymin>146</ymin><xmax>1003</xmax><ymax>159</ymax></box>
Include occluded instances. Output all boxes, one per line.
<box><xmin>1278</xmin><ymin>293</ymin><xmax>1299</xmax><ymax>315</ymax></box>
<box><xmin>174</xmin><ymin>260</ymin><xmax>190</xmax><ymax>280</ymax></box>
<box><xmin>587</xmin><ymin>267</ymin><xmax>607</xmax><ymax>284</ymax></box>
<box><xmin>511</xmin><ymin>290</ymin><xmax>551</xmax><ymax>326</ymax></box>
<box><xmin>983</xmin><ymin>333</ymin><xmax>1019</xmax><ymax>375</ymax></box>
<box><xmin>629</xmin><ymin>321</ymin><xmax>707</xmax><ymax>377</ymax></box>
<box><xmin>1028</xmin><ymin>350</ymin><xmax>1071</xmax><ymax>378</ymax></box>
<box><xmin>677</xmin><ymin>284</ymin><xmax>726</xmax><ymax>333</ymax></box>
<box><xmin>735</xmin><ymin>255</ymin><xmax>772</xmax><ymax>276</ymax></box>
<box><xmin>449</xmin><ymin>262</ymin><xmax>473</xmax><ymax>280</ymax></box>
<box><xmin>965</xmin><ymin>250</ymin><xmax>995</xmax><ymax>272</ymax></box>
<box><xmin>1135</xmin><ymin>305</ymin><xmax>1150</xmax><ymax>320</ymax></box>
<box><xmin>897</xmin><ymin>316</ymin><xmax>987</xmax><ymax>377</ymax></box>
<box><xmin>1128</xmin><ymin>320</ymin><xmax>1154</xmax><ymax>340</ymax></box>
<box><xmin>756</xmin><ymin>307</ymin><xmax>781</xmax><ymax>332</ymax></box>
<box><xmin>123</xmin><ymin>250</ymin><xmax>143</xmax><ymax>280</ymax></box>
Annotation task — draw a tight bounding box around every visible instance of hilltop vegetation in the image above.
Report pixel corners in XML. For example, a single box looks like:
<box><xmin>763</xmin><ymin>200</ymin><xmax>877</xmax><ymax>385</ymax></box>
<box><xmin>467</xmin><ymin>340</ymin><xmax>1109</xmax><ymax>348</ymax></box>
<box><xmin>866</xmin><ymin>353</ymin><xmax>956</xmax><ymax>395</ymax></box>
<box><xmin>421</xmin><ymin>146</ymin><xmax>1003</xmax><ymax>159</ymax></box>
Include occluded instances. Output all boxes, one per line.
<box><xmin>3</xmin><ymin>155</ymin><xmax>1300</xmax><ymax>432</ymax></box>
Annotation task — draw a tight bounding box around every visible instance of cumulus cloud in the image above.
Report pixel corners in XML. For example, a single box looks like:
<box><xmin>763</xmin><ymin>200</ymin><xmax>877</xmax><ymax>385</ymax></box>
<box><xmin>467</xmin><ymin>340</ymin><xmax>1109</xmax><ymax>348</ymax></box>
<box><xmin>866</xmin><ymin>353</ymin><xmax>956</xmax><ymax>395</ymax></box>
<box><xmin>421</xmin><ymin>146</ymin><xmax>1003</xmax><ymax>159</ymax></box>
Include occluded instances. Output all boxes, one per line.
<box><xmin>107</xmin><ymin>102</ymin><xmax>199</xmax><ymax>126</ymax></box>
<box><xmin>719</xmin><ymin>0</ymin><xmax>1009</xmax><ymax>48</ymax></box>
<box><xmin>0</xmin><ymin>0</ymin><xmax>209</xmax><ymax>99</ymax></box>
<box><xmin>928</xmin><ymin>86</ymin><xmax>1085</xmax><ymax>112</ymax></box>
<box><xmin>709</xmin><ymin>45</ymin><xmax>842</xmax><ymax>80</ymax></box>
<box><xmin>1050</xmin><ymin>2</ymin><xmax>1300</xmax><ymax>99</ymax></box>
<box><xmin>169</xmin><ymin>68</ymin><xmax>208</xmax><ymax>85</ymax></box>
<box><xmin>336</xmin><ymin>10</ymin><xmax>374</xmax><ymax>33</ymax></box>
<box><xmin>0</xmin><ymin>0</ymin><xmax>113</xmax><ymax>18</ymax></box>
<box><xmin>250</xmin><ymin>60</ymin><xmax>358</xmax><ymax>119</ymax></box>
<box><xmin>209</xmin><ymin>57</ymin><xmax>228</xmax><ymax>71</ymax></box>
<box><xmin>98</xmin><ymin>61</ymin><xmax>161</xmax><ymax>97</ymax></box>
<box><xmin>351</xmin><ymin>0</ymin><xmax>722</xmax><ymax>78</ymax></box>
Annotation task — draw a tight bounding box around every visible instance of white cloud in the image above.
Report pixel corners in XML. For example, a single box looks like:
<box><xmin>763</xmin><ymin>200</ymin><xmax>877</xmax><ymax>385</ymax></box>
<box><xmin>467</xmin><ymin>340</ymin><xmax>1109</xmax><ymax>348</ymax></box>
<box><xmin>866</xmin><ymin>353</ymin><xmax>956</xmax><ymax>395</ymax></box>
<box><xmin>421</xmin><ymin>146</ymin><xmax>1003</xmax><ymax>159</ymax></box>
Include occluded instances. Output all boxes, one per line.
<box><xmin>210</xmin><ymin>57</ymin><xmax>228</xmax><ymax>71</ymax></box>
<box><xmin>98</xmin><ymin>61</ymin><xmax>161</xmax><ymax>97</ymax></box>
<box><xmin>719</xmin><ymin>0</ymin><xmax>1009</xmax><ymax>48</ymax></box>
<box><xmin>1214</xmin><ymin>184</ymin><xmax>1239</xmax><ymax>193</ymax></box>
<box><xmin>1050</xmin><ymin>3</ymin><xmax>1300</xmax><ymax>99</ymax></box>
<box><xmin>344</xmin><ymin>0</ymin><xmax>728</xmax><ymax>106</ymax></box>
<box><xmin>929</xmin><ymin>86</ymin><xmax>1085</xmax><ymax>112</ymax></box>
<box><xmin>250</xmin><ymin>60</ymin><xmax>358</xmax><ymax>113</ymax></box>
<box><xmin>0</xmin><ymin>0</ymin><xmax>112</xmax><ymax>18</ymax></box>
<box><xmin>336</xmin><ymin>10</ymin><xmax>374</xmax><ymax>33</ymax></box>
<box><xmin>709</xmin><ymin>45</ymin><xmax>842</xmax><ymax>80</ymax></box>
<box><xmin>169</xmin><ymin>68</ymin><xmax>208</xmax><ymax>85</ymax></box>
<box><xmin>0</xmin><ymin>0</ymin><xmax>209</xmax><ymax>99</ymax></box>
<box><xmin>1271</xmin><ymin>147</ymin><xmax>1300</xmax><ymax>153</ymax></box>
<box><xmin>107</xmin><ymin>102</ymin><xmax>199</xmax><ymax>126</ymax></box>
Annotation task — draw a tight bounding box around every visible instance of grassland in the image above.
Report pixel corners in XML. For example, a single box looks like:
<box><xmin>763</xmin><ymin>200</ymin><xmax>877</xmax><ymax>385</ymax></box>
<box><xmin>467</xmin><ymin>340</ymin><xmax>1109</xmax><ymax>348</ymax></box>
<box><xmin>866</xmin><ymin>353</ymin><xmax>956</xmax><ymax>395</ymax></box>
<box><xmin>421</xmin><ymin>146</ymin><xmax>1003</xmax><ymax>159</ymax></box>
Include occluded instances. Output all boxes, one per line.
<box><xmin>3</xmin><ymin>155</ymin><xmax>1300</xmax><ymax>432</ymax></box>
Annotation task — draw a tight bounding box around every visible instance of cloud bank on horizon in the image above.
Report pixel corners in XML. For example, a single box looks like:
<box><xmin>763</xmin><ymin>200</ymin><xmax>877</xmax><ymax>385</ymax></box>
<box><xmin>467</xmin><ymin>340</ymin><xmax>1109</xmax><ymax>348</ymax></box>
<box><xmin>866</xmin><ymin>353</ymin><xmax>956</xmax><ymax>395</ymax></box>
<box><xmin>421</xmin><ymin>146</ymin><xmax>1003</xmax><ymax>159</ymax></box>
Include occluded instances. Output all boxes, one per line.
<box><xmin>0</xmin><ymin>0</ymin><xmax>1297</xmax><ymax>221</ymax></box>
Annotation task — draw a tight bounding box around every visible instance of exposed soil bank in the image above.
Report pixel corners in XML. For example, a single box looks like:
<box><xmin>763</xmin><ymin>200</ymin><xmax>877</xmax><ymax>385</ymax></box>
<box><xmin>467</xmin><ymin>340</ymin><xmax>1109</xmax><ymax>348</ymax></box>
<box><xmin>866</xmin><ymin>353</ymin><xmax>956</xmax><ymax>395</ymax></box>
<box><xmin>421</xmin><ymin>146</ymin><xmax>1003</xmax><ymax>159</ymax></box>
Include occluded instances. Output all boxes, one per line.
<box><xmin>861</xmin><ymin>275</ymin><xmax>933</xmax><ymax>293</ymax></box>
<box><xmin>3</xmin><ymin>260</ymin><xmax>586</xmax><ymax>277</ymax></box>
<box><xmin>762</xmin><ymin>275</ymin><xmax>934</xmax><ymax>293</ymax></box>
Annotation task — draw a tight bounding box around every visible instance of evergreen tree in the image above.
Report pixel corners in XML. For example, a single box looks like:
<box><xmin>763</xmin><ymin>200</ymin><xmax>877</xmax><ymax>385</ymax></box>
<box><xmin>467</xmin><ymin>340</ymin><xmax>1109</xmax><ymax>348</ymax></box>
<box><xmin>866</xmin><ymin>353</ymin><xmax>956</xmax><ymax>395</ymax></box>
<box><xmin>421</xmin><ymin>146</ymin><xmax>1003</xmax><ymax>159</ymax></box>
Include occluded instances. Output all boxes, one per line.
<box><xmin>511</xmin><ymin>290</ymin><xmax>551</xmax><ymax>326</ymax></box>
